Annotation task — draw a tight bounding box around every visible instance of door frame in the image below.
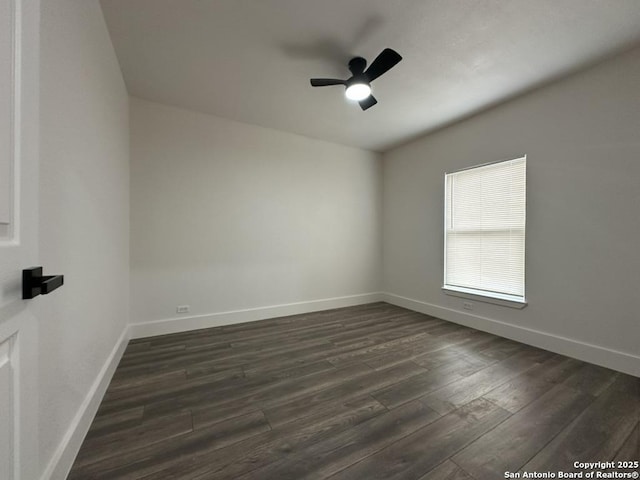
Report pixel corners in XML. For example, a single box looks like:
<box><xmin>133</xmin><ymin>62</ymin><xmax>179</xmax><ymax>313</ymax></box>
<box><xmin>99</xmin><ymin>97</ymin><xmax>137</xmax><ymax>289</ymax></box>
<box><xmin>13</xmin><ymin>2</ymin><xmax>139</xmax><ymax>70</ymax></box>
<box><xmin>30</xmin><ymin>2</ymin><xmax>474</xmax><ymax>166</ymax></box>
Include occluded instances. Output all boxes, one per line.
<box><xmin>0</xmin><ymin>0</ymin><xmax>41</xmax><ymax>479</ymax></box>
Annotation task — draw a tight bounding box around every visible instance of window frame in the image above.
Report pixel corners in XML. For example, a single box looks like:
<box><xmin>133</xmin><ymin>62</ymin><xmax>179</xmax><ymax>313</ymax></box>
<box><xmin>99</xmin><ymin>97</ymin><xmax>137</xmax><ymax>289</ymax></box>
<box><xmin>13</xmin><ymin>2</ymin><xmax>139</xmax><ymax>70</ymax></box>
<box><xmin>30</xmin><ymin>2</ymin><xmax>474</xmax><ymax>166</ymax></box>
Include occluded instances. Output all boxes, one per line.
<box><xmin>442</xmin><ymin>156</ymin><xmax>528</xmax><ymax>308</ymax></box>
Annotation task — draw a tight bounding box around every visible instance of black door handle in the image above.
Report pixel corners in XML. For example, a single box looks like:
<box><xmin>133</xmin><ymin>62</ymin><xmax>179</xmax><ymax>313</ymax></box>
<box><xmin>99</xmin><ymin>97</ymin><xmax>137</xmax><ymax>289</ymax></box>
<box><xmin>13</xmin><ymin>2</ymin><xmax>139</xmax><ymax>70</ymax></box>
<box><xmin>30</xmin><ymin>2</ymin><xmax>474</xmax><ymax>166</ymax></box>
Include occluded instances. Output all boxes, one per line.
<box><xmin>22</xmin><ymin>267</ymin><xmax>64</xmax><ymax>299</ymax></box>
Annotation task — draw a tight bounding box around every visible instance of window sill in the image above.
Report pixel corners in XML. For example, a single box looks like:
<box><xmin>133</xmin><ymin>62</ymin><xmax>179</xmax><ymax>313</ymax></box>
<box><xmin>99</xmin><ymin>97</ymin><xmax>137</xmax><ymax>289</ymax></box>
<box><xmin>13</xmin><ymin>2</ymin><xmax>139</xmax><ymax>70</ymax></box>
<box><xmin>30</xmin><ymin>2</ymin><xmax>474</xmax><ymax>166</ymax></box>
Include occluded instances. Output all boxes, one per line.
<box><xmin>442</xmin><ymin>286</ymin><xmax>527</xmax><ymax>309</ymax></box>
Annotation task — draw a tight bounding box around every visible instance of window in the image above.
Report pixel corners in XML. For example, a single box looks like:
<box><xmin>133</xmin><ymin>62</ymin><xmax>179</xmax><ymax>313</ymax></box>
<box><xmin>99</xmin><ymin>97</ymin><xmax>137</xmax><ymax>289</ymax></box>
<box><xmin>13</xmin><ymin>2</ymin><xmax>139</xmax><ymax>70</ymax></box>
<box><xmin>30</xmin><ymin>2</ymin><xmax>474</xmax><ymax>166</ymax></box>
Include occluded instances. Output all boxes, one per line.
<box><xmin>444</xmin><ymin>156</ymin><xmax>526</xmax><ymax>305</ymax></box>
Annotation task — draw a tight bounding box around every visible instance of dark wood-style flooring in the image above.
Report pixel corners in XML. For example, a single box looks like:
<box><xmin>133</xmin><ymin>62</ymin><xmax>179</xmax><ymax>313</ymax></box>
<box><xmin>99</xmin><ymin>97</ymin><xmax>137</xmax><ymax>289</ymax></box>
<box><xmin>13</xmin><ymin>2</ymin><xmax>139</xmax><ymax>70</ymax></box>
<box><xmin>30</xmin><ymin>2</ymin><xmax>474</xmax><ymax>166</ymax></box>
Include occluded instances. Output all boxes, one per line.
<box><xmin>69</xmin><ymin>302</ymin><xmax>640</xmax><ymax>479</ymax></box>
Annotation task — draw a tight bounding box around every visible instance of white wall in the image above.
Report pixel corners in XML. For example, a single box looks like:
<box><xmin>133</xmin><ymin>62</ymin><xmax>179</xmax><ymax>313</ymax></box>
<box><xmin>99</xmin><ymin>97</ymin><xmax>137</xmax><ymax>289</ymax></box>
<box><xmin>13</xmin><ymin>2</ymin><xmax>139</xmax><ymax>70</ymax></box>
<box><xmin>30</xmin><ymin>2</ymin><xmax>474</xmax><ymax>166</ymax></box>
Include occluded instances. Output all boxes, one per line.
<box><xmin>382</xmin><ymin>46</ymin><xmax>640</xmax><ymax>376</ymax></box>
<box><xmin>39</xmin><ymin>0</ymin><xmax>130</xmax><ymax>477</ymax></box>
<box><xmin>130</xmin><ymin>98</ymin><xmax>381</xmax><ymax>332</ymax></box>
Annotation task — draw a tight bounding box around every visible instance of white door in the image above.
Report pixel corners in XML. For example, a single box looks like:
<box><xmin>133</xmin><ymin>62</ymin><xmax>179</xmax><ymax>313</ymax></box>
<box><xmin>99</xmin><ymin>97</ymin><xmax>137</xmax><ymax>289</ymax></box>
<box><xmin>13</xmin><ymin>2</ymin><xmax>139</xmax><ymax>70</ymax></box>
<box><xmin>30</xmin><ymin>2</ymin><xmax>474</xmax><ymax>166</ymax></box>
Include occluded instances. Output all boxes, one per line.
<box><xmin>0</xmin><ymin>1</ymin><xmax>40</xmax><ymax>479</ymax></box>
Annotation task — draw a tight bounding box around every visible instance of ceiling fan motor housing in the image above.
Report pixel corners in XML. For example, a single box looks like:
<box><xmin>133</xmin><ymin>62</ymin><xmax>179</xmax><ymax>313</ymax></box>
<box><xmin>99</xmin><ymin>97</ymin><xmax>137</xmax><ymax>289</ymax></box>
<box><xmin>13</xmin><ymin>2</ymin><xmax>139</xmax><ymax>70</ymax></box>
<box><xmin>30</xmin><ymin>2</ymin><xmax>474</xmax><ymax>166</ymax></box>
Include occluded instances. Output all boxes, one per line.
<box><xmin>348</xmin><ymin>56</ymin><xmax>367</xmax><ymax>76</ymax></box>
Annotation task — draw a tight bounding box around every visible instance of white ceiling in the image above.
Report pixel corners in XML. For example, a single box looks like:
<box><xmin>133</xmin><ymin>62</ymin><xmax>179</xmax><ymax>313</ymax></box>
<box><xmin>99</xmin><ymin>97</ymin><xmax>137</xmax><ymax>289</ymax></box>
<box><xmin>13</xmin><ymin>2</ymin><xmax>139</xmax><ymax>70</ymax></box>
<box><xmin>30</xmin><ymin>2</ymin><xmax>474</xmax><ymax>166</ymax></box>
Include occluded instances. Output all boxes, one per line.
<box><xmin>99</xmin><ymin>0</ymin><xmax>640</xmax><ymax>152</ymax></box>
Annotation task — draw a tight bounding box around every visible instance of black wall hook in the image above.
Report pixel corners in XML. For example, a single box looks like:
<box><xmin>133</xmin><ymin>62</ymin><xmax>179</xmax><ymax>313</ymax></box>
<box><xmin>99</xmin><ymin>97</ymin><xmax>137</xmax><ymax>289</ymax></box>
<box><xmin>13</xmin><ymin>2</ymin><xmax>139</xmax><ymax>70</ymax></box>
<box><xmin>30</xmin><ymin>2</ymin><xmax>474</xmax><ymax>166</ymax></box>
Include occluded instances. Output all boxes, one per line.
<box><xmin>22</xmin><ymin>267</ymin><xmax>64</xmax><ymax>299</ymax></box>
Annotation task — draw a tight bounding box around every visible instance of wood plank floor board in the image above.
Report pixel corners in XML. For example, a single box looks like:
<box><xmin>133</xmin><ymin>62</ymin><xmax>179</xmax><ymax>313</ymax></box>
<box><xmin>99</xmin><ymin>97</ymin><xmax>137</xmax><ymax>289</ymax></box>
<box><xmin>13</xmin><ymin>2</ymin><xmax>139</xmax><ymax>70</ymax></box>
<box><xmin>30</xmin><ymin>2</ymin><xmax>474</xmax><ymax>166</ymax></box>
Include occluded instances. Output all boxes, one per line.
<box><xmin>421</xmin><ymin>335</ymin><xmax>514</xmax><ymax>369</ymax></box>
<box><xmin>254</xmin><ymin>336</ymin><xmax>379</xmax><ymax>363</ymax></box>
<box><xmin>239</xmin><ymin>337</ymin><xmax>381</xmax><ymax>378</ymax></box>
<box><xmin>365</xmin><ymin>330</ymin><xmax>495</xmax><ymax>371</ymax></box>
<box><xmin>101</xmin><ymin>367</ymin><xmax>269</xmax><ymax>417</ymax></box>
<box><xmin>263</xmin><ymin>361</ymin><xmax>426</xmax><ymax>427</ymax></box>
<box><xmin>181</xmin><ymin>340</ymin><xmax>334</xmax><ymax>377</ymax></box>
<box><xmin>118</xmin><ymin>343</ymin><xmax>188</xmax><ymax>364</ymax></box>
<box><xmin>122</xmin><ymin>341</ymin><xmax>151</xmax><ymax>352</ymax></box>
<box><xmin>212</xmin><ymin>303</ymin><xmax>405</xmax><ymax>335</ymax></box>
<box><xmin>445</xmin><ymin>331</ymin><xmax>506</xmax><ymax>352</ymax></box>
<box><xmin>613</xmin><ymin>423</ymin><xmax>639</xmax><ymax>461</ymax></box>
<box><xmin>477</xmin><ymin>337</ymin><xmax>529</xmax><ymax>361</ymax></box>
<box><xmin>229</xmin><ymin>317</ymin><xmax>421</xmax><ymax>362</ymax></box>
<box><xmin>71</xmin><ymin>411</ymin><xmax>194</xmax><ymax>470</ymax></box>
<box><xmin>414</xmin><ymin>346</ymin><xmax>495</xmax><ymax>373</ymax></box>
<box><xmin>329</xmin><ymin>318</ymin><xmax>438</xmax><ymax>347</ymax></box>
<box><xmin>107</xmin><ymin>368</ymin><xmax>188</xmax><ymax>392</ymax></box>
<box><xmin>481</xmin><ymin>371</ymin><xmax>557</xmax><ymax>414</ymax></box>
<box><xmin>522</xmin><ymin>379</ymin><xmax>640</xmax><ymax>473</ymax></box>
<box><xmin>324</xmin><ymin>398</ymin><xmax>511</xmax><ymax>480</ymax></box>
<box><xmin>242</xmin><ymin>358</ymin><xmax>336</xmax><ymax>381</ymax></box>
<box><xmin>362</xmin><ymin>336</ymin><xmax>463</xmax><ymax>371</ymax></box>
<box><xmin>192</xmin><ymin>309</ymin><xmax>417</xmax><ymax>351</ymax></box>
<box><xmin>417</xmin><ymin>460</ymin><xmax>475</xmax><ymax>480</ymax></box>
<box><xmin>192</xmin><ymin>408</ymin><xmax>271</xmax><ymax>434</ymax></box>
<box><xmin>452</xmin><ymin>384</ymin><xmax>594</xmax><ymax>480</ymax></box>
<box><xmin>420</xmin><ymin>347</ymin><xmax>554</xmax><ymax>415</ymax></box>
<box><xmin>98</xmin><ymin>367</ymin><xmax>262</xmax><ymax>416</ymax></box>
<box><xmin>524</xmin><ymin>354</ymin><xmax>586</xmax><ymax>383</ymax></box>
<box><xmin>101</xmin><ymin>366</ymin><xmax>245</xmax><ymax>405</ymax></box>
<box><xmin>180</xmin><ymin>396</ymin><xmax>389</xmax><ymax>480</ymax></box>
<box><xmin>422</xmin><ymin>322</ymin><xmax>468</xmax><ymax>337</ymax></box>
<box><xmin>371</xmin><ymin>356</ymin><xmax>488</xmax><ymax>409</ymax></box>
<box><xmin>177</xmin><ymin>322</ymin><xmax>335</xmax><ymax>349</ymax></box>
<box><xmin>133</xmin><ymin>335</ymin><xmax>334</xmax><ymax>379</ymax></box>
<box><xmin>223</xmin><ymin>324</ymin><xmax>345</xmax><ymax>349</ymax></box>
<box><xmin>83</xmin><ymin>395</ymin><xmax>386</xmax><ymax>480</ymax></box>
<box><xmin>69</xmin><ymin>410</ymin><xmax>270</xmax><ymax>479</ymax></box>
<box><xmin>143</xmin><ymin>362</ymin><xmax>373</xmax><ymax>418</ymax></box>
<box><xmin>84</xmin><ymin>406</ymin><xmax>145</xmax><ymax>438</ymax></box>
<box><xmin>326</xmin><ymin>331</ymin><xmax>432</xmax><ymax>367</ymax></box>
<box><xmin>325</xmin><ymin>316</ymin><xmax>430</xmax><ymax>344</ymax></box>
<box><xmin>143</xmin><ymin>333</ymin><xmax>331</xmax><ymax>368</ymax></box>
<box><xmin>433</xmin><ymin>327</ymin><xmax>495</xmax><ymax>349</ymax></box>
<box><xmin>323</xmin><ymin>313</ymin><xmax>434</xmax><ymax>342</ymax></box>
<box><xmin>609</xmin><ymin>372</ymin><xmax>640</xmax><ymax>394</ymax></box>
<box><xmin>69</xmin><ymin>303</ymin><xmax>637</xmax><ymax>479</ymax></box>
<box><xmin>480</xmin><ymin>355</ymin><xmax>585</xmax><ymax>414</ymax></box>
<box><xmin>562</xmin><ymin>363</ymin><xmax>621</xmax><ymax>396</ymax></box>
<box><xmin>231</xmin><ymin>397</ymin><xmax>442</xmax><ymax>480</ymax></box>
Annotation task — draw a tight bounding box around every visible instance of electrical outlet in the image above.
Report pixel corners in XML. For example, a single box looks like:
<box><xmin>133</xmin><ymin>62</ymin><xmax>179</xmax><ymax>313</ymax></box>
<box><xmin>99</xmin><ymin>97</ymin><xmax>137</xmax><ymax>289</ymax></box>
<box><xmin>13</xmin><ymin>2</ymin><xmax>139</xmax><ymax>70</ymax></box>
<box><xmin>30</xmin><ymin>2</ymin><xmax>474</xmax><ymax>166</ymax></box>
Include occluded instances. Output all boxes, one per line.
<box><xmin>463</xmin><ymin>301</ymin><xmax>473</xmax><ymax>311</ymax></box>
<box><xmin>176</xmin><ymin>305</ymin><xmax>190</xmax><ymax>314</ymax></box>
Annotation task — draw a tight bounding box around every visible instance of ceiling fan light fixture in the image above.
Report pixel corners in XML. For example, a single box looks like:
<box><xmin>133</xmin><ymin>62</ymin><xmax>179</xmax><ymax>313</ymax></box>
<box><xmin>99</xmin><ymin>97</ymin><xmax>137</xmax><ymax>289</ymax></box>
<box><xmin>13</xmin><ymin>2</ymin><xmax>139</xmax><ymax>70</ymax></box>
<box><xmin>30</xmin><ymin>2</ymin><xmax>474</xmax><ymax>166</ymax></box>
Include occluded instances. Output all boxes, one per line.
<box><xmin>345</xmin><ymin>83</ymin><xmax>371</xmax><ymax>101</ymax></box>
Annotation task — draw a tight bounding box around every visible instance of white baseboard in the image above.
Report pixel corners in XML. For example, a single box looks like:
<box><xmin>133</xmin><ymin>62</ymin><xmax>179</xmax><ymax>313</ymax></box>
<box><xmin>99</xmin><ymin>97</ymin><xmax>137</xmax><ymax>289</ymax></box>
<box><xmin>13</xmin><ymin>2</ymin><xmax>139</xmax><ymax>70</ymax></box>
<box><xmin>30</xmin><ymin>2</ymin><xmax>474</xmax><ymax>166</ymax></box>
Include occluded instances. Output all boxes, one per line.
<box><xmin>382</xmin><ymin>292</ymin><xmax>640</xmax><ymax>377</ymax></box>
<box><xmin>41</xmin><ymin>326</ymin><xmax>130</xmax><ymax>480</ymax></box>
<box><xmin>129</xmin><ymin>292</ymin><xmax>384</xmax><ymax>339</ymax></box>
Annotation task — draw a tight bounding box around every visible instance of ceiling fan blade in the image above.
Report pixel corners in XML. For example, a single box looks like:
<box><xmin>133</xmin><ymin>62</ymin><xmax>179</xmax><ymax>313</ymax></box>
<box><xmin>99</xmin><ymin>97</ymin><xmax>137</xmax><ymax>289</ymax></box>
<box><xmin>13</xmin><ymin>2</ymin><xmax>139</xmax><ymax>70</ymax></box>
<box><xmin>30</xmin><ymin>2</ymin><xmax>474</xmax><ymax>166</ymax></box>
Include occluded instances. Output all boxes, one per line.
<box><xmin>310</xmin><ymin>78</ymin><xmax>346</xmax><ymax>87</ymax></box>
<box><xmin>359</xmin><ymin>95</ymin><xmax>377</xmax><ymax>111</ymax></box>
<box><xmin>364</xmin><ymin>48</ymin><xmax>402</xmax><ymax>82</ymax></box>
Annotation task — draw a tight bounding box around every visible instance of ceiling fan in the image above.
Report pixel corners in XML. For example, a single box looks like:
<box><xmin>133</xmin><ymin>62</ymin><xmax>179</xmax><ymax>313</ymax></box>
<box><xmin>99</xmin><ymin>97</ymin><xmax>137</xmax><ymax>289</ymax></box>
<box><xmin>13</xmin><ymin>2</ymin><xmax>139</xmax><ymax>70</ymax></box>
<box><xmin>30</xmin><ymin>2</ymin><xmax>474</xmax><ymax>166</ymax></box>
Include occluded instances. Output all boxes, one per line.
<box><xmin>310</xmin><ymin>48</ymin><xmax>402</xmax><ymax>111</ymax></box>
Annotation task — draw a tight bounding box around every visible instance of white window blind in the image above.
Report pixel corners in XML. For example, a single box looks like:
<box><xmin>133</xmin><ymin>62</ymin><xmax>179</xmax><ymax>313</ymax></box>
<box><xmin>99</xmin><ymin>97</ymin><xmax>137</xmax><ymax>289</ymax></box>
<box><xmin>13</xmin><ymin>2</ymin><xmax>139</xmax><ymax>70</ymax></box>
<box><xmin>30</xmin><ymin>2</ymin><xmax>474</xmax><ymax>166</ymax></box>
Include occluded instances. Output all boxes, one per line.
<box><xmin>444</xmin><ymin>156</ymin><xmax>526</xmax><ymax>303</ymax></box>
